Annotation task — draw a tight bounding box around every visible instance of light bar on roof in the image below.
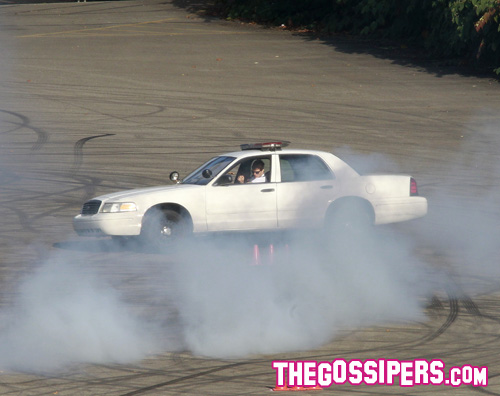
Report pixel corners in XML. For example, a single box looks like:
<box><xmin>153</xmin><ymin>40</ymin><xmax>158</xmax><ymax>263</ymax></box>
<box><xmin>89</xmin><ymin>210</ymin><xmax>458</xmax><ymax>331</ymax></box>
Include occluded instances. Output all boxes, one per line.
<box><xmin>240</xmin><ymin>141</ymin><xmax>290</xmax><ymax>151</ymax></box>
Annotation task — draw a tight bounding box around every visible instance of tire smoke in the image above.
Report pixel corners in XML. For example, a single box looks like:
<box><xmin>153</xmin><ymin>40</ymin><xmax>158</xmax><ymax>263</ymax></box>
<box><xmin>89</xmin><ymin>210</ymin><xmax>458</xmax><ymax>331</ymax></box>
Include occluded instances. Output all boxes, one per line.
<box><xmin>169</xmin><ymin>229</ymin><xmax>430</xmax><ymax>358</ymax></box>
<box><xmin>0</xmin><ymin>253</ymin><xmax>159</xmax><ymax>373</ymax></box>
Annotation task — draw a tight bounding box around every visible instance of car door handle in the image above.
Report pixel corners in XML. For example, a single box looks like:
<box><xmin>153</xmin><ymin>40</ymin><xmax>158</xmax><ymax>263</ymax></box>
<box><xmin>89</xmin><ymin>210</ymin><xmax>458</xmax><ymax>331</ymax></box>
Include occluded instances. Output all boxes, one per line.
<box><xmin>320</xmin><ymin>185</ymin><xmax>333</xmax><ymax>189</ymax></box>
<box><xmin>261</xmin><ymin>188</ymin><xmax>275</xmax><ymax>193</ymax></box>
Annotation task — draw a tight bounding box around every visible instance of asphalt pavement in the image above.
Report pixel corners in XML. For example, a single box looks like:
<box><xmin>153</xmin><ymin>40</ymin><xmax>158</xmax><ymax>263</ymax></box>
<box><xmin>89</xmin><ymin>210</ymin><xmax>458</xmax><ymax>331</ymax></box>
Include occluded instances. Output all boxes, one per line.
<box><xmin>0</xmin><ymin>1</ymin><xmax>500</xmax><ymax>395</ymax></box>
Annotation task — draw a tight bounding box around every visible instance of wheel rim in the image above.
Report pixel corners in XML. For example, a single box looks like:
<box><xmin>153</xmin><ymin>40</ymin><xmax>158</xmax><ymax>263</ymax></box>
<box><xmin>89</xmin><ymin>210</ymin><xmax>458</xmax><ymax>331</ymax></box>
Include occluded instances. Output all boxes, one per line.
<box><xmin>161</xmin><ymin>226</ymin><xmax>172</xmax><ymax>236</ymax></box>
<box><xmin>142</xmin><ymin>209</ymin><xmax>184</xmax><ymax>247</ymax></box>
<box><xmin>160</xmin><ymin>222</ymin><xmax>175</xmax><ymax>237</ymax></box>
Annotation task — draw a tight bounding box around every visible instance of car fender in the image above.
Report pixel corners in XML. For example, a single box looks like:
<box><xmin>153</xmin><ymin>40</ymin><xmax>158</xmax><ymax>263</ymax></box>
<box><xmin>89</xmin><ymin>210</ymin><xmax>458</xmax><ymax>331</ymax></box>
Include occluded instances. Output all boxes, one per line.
<box><xmin>100</xmin><ymin>184</ymin><xmax>207</xmax><ymax>233</ymax></box>
<box><xmin>325</xmin><ymin>196</ymin><xmax>375</xmax><ymax>226</ymax></box>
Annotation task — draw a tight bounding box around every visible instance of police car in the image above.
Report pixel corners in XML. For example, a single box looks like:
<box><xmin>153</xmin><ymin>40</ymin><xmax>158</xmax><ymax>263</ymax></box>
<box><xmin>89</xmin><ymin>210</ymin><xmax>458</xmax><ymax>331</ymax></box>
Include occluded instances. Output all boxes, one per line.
<box><xmin>73</xmin><ymin>142</ymin><xmax>427</xmax><ymax>246</ymax></box>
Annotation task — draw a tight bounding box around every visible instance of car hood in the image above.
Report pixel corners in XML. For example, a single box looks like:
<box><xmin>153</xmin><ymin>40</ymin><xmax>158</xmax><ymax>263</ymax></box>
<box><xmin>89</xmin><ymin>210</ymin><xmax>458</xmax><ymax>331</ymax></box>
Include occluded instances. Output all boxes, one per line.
<box><xmin>94</xmin><ymin>183</ymin><xmax>202</xmax><ymax>201</ymax></box>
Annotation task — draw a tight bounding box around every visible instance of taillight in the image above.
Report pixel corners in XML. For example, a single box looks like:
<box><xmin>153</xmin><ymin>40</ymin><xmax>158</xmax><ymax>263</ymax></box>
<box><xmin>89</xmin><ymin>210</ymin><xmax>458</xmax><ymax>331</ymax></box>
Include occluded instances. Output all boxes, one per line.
<box><xmin>410</xmin><ymin>178</ymin><xmax>418</xmax><ymax>196</ymax></box>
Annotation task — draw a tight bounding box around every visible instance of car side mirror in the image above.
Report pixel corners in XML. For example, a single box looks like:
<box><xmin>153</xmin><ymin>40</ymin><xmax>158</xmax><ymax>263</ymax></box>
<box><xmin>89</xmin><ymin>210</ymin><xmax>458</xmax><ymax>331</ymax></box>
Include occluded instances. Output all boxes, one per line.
<box><xmin>202</xmin><ymin>169</ymin><xmax>213</xmax><ymax>179</ymax></box>
<box><xmin>169</xmin><ymin>171</ymin><xmax>180</xmax><ymax>184</ymax></box>
<box><xmin>217</xmin><ymin>174</ymin><xmax>233</xmax><ymax>186</ymax></box>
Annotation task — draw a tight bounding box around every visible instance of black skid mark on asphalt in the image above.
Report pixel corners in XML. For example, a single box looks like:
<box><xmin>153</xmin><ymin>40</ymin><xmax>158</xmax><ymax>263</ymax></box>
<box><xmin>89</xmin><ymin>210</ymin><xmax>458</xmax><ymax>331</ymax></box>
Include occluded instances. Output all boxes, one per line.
<box><xmin>82</xmin><ymin>176</ymin><xmax>102</xmax><ymax>202</ymax></box>
<box><xmin>473</xmin><ymin>381</ymin><xmax>500</xmax><ymax>396</ymax></box>
<box><xmin>71</xmin><ymin>133</ymin><xmax>115</xmax><ymax>173</ymax></box>
<box><xmin>118</xmin><ymin>360</ymin><xmax>258</xmax><ymax>396</ymax></box>
<box><xmin>0</xmin><ymin>204</ymin><xmax>37</xmax><ymax>233</ymax></box>
<box><xmin>461</xmin><ymin>295</ymin><xmax>482</xmax><ymax>316</ymax></box>
<box><xmin>0</xmin><ymin>109</ymin><xmax>48</xmax><ymax>151</ymax></box>
<box><xmin>427</xmin><ymin>295</ymin><xmax>444</xmax><ymax>311</ymax></box>
<box><xmin>0</xmin><ymin>172</ymin><xmax>105</xmax><ymax>234</ymax></box>
<box><xmin>420</xmin><ymin>291</ymin><xmax>484</xmax><ymax>345</ymax></box>
<box><xmin>423</xmin><ymin>295</ymin><xmax>460</xmax><ymax>343</ymax></box>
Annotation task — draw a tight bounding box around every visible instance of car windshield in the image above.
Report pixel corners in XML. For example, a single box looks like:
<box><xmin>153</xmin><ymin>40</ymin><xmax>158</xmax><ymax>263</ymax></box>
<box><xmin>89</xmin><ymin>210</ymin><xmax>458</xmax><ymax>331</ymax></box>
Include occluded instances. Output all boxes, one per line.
<box><xmin>182</xmin><ymin>156</ymin><xmax>235</xmax><ymax>185</ymax></box>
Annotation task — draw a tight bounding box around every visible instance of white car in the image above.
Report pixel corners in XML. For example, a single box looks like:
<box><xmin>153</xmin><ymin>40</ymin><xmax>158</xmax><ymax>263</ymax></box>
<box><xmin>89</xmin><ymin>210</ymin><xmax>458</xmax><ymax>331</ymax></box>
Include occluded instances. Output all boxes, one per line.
<box><xmin>73</xmin><ymin>142</ymin><xmax>427</xmax><ymax>245</ymax></box>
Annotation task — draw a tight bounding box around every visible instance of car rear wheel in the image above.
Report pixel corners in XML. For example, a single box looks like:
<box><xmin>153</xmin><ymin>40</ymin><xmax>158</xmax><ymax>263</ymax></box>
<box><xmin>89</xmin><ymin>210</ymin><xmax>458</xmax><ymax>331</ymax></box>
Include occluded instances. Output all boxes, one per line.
<box><xmin>141</xmin><ymin>208</ymin><xmax>188</xmax><ymax>250</ymax></box>
<box><xmin>325</xmin><ymin>200</ymin><xmax>374</xmax><ymax>239</ymax></box>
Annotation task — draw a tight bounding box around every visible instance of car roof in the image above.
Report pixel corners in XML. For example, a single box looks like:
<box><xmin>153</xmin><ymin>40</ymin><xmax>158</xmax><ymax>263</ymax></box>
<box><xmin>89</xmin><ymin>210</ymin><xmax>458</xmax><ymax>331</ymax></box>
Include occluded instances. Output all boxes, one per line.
<box><xmin>222</xmin><ymin>148</ymin><xmax>334</xmax><ymax>160</ymax></box>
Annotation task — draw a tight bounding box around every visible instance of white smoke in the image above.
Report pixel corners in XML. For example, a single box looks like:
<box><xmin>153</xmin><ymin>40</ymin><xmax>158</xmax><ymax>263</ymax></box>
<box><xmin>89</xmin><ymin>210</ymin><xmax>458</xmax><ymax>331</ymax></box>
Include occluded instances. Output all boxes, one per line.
<box><xmin>0</xmin><ymin>223</ymin><xmax>431</xmax><ymax>370</ymax></box>
<box><xmin>0</xmin><ymin>253</ymin><xmax>160</xmax><ymax>373</ymax></box>
<box><xmin>167</xmin><ymin>122</ymin><xmax>500</xmax><ymax>358</ymax></box>
<box><xmin>0</xmin><ymin>157</ymin><xmax>435</xmax><ymax>372</ymax></box>
<box><xmin>0</xmin><ymin>1</ymin><xmax>425</xmax><ymax>374</ymax></box>
<box><xmin>2</xmin><ymin>121</ymin><xmax>500</xmax><ymax>371</ymax></box>
<box><xmin>414</xmin><ymin>116</ymin><xmax>500</xmax><ymax>296</ymax></box>
<box><xmin>170</xmin><ymin>229</ymin><xmax>429</xmax><ymax>358</ymax></box>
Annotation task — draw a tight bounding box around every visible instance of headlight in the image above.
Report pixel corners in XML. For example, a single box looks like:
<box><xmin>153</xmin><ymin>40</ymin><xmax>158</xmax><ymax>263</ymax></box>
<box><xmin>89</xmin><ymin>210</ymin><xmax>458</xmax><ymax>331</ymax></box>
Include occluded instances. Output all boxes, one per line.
<box><xmin>101</xmin><ymin>202</ymin><xmax>137</xmax><ymax>213</ymax></box>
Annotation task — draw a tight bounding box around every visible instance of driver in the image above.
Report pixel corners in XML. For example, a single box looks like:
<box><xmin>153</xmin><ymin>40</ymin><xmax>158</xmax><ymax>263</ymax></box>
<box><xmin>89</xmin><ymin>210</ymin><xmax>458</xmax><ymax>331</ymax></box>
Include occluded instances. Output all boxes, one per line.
<box><xmin>249</xmin><ymin>160</ymin><xmax>266</xmax><ymax>183</ymax></box>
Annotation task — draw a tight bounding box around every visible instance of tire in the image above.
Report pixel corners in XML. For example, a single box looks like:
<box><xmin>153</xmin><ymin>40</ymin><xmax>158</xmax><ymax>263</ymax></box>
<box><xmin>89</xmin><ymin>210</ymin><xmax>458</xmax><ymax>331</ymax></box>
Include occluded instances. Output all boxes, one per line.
<box><xmin>325</xmin><ymin>200</ymin><xmax>373</xmax><ymax>240</ymax></box>
<box><xmin>141</xmin><ymin>208</ymin><xmax>188</xmax><ymax>250</ymax></box>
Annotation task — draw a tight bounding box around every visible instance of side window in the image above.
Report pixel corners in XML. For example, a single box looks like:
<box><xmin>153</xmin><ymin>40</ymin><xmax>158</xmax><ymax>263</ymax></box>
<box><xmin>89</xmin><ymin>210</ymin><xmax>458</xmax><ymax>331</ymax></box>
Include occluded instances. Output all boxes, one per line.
<box><xmin>280</xmin><ymin>154</ymin><xmax>334</xmax><ymax>182</ymax></box>
<box><xmin>215</xmin><ymin>156</ymin><xmax>272</xmax><ymax>185</ymax></box>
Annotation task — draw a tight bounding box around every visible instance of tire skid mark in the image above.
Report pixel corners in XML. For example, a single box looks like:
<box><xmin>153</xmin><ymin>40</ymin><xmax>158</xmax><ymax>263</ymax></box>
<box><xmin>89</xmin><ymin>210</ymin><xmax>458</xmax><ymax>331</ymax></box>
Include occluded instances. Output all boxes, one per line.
<box><xmin>472</xmin><ymin>377</ymin><xmax>500</xmax><ymax>395</ymax></box>
<box><xmin>413</xmin><ymin>292</ymin><xmax>483</xmax><ymax>346</ymax></box>
<box><xmin>30</xmin><ymin>83</ymin><xmax>464</xmax><ymax>133</ymax></box>
<box><xmin>0</xmin><ymin>204</ymin><xmax>36</xmax><ymax>233</ymax></box>
<box><xmin>0</xmin><ymin>170</ymin><xmax>125</xmax><ymax>212</ymax></box>
<box><xmin>118</xmin><ymin>361</ymin><xmax>256</xmax><ymax>396</ymax></box>
<box><xmin>303</xmin><ymin>291</ymin><xmax>483</xmax><ymax>361</ymax></box>
<box><xmin>0</xmin><ymin>173</ymin><xmax>110</xmax><ymax>193</ymax></box>
<box><xmin>0</xmin><ymin>172</ymin><xmax>104</xmax><ymax>234</ymax></box>
<box><xmin>461</xmin><ymin>295</ymin><xmax>482</xmax><ymax>316</ymax></box>
<box><xmin>0</xmin><ymin>109</ymin><xmax>48</xmax><ymax>151</ymax></box>
<box><xmin>0</xmin><ymin>200</ymin><xmax>81</xmax><ymax>234</ymax></box>
<box><xmin>72</xmin><ymin>133</ymin><xmax>115</xmax><ymax>173</ymax></box>
<box><xmin>60</xmin><ymin>173</ymin><xmax>106</xmax><ymax>203</ymax></box>
<box><xmin>1</xmin><ymin>178</ymin><xmax>98</xmax><ymax>205</ymax></box>
<box><xmin>83</xmin><ymin>101</ymin><xmax>167</xmax><ymax>124</ymax></box>
<box><xmin>421</xmin><ymin>295</ymin><xmax>460</xmax><ymax>343</ymax></box>
<box><xmin>37</xmin><ymin>93</ymin><xmax>168</xmax><ymax>125</ymax></box>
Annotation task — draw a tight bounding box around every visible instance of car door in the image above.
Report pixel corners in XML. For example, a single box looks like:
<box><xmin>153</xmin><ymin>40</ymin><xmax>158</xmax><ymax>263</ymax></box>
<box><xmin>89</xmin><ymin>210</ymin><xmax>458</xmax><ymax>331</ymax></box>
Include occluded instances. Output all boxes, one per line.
<box><xmin>276</xmin><ymin>154</ymin><xmax>337</xmax><ymax>229</ymax></box>
<box><xmin>205</xmin><ymin>155</ymin><xmax>278</xmax><ymax>231</ymax></box>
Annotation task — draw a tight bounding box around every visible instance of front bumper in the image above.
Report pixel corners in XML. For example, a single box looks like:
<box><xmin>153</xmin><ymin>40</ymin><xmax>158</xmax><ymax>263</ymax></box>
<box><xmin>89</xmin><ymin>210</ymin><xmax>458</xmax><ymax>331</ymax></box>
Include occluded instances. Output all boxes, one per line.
<box><xmin>73</xmin><ymin>213</ymin><xmax>143</xmax><ymax>237</ymax></box>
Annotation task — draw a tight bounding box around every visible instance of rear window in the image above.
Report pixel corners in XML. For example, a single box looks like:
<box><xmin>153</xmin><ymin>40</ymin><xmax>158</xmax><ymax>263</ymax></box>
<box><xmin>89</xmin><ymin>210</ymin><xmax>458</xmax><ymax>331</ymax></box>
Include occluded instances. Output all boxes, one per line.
<box><xmin>280</xmin><ymin>154</ymin><xmax>334</xmax><ymax>182</ymax></box>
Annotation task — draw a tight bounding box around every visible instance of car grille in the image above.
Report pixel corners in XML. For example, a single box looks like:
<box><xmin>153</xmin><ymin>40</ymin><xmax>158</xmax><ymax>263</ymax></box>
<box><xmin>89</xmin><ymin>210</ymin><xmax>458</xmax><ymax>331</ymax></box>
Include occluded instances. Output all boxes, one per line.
<box><xmin>81</xmin><ymin>200</ymin><xmax>101</xmax><ymax>215</ymax></box>
<box><xmin>75</xmin><ymin>228</ymin><xmax>104</xmax><ymax>236</ymax></box>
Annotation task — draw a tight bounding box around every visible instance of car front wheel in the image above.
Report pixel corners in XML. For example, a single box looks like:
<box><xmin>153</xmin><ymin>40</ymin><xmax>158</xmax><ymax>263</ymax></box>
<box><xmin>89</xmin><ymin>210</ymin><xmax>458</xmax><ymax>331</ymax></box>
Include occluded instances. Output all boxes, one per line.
<box><xmin>141</xmin><ymin>208</ymin><xmax>188</xmax><ymax>250</ymax></box>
